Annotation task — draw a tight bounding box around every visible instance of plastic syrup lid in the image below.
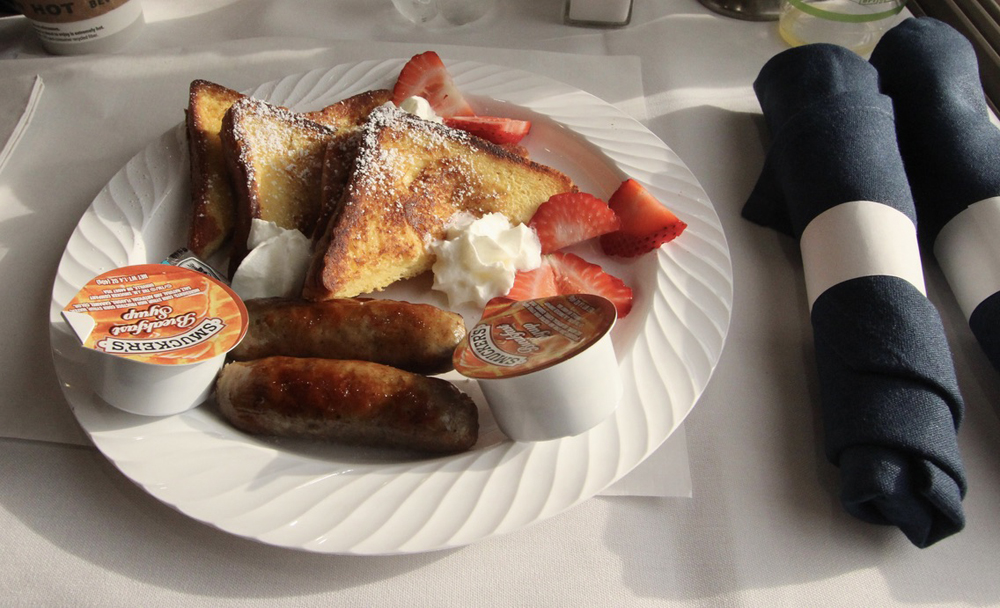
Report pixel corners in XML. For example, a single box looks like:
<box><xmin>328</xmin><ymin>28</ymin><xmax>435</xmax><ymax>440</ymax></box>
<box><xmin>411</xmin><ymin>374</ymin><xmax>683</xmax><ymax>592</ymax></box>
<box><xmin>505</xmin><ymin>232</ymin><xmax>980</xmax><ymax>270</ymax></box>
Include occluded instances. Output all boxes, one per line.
<box><xmin>62</xmin><ymin>264</ymin><xmax>248</xmax><ymax>366</ymax></box>
<box><xmin>453</xmin><ymin>294</ymin><xmax>617</xmax><ymax>379</ymax></box>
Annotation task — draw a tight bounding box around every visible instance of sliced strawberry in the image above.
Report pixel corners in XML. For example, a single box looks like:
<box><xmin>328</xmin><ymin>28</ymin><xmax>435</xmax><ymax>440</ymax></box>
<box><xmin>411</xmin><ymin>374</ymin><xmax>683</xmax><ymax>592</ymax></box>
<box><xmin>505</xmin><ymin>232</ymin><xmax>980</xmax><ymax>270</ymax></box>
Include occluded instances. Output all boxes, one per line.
<box><xmin>443</xmin><ymin>115</ymin><xmax>531</xmax><ymax>145</ymax></box>
<box><xmin>505</xmin><ymin>263</ymin><xmax>558</xmax><ymax>301</ymax></box>
<box><xmin>548</xmin><ymin>252</ymin><xmax>633</xmax><ymax>318</ymax></box>
<box><xmin>528</xmin><ymin>192</ymin><xmax>621</xmax><ymax>254</ymax></box>
<box><xmin>600</xmin><ymin>179</ymin><xmax>687</xmax><ymax>258</ymax></box>
<box><xmin>392</xmin><ymin>51</ymin><xmax>475</xmax><ymax>117</ymax></box>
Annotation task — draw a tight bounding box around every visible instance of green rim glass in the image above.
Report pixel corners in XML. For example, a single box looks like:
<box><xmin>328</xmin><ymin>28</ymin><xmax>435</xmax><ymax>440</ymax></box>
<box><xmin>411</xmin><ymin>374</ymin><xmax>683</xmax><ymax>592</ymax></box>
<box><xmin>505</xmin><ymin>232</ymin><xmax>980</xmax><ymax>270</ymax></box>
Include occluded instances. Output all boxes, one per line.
<box><xmin>785</xmin><ymin>0</ymin><xmax>906</xmax><ymax>22</ymax></box>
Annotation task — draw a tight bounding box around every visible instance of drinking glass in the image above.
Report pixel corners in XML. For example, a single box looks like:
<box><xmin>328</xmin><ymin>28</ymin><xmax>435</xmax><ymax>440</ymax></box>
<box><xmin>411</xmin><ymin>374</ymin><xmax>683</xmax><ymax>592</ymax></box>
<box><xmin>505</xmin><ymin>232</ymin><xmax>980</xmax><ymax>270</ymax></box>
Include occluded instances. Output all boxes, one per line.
<box><xmin>392</xmin><ymin>0</ymin><xmax>494</xmax><ymax>25</ymax></box>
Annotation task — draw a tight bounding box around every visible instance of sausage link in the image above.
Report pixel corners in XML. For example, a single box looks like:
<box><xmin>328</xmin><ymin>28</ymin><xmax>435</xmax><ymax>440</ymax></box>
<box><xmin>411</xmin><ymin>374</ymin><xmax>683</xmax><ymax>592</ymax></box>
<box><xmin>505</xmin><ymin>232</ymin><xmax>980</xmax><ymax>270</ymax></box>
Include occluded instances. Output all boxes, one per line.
<box><xmin>229</xmin><ymin>297</ymin><xmax>466</xmax><ymax>374</ymax></box>
<box><xmin>216</xmin><ymin>356</ymin><xmax>478</xmax><ymax>453</ymax></box>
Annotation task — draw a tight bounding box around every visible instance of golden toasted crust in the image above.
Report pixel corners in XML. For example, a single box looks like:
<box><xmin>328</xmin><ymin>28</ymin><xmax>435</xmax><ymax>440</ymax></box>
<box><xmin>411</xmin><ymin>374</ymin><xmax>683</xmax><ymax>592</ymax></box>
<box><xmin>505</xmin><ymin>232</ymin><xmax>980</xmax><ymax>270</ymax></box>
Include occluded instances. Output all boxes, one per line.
<box><xmin>186</xmin><ymin>82</ymin><xmax>392</xmax><ymax>263</ymax></box>
<box><xmin>311</xmin><ymin>90</ymin><xmax>394</xmax><ymax>240</ymax></box>
<box><xmin>186</xmin><ymin>80</ymin><xmax>246</xmax><ymax>258</ymax></box>
<box><xmin>220</xmin><ymin>97</ymin><xmax>342</xmax><ymax>276</ymax></box>
<box><xmin>304</xmin><ymin>89</ymin><xmax>392</xmax><ymax>129</ymax></box>
<box><xmin>302</xmin><ymin>106</ymin><xmax>576</xmax><ymax>301</ymax></box>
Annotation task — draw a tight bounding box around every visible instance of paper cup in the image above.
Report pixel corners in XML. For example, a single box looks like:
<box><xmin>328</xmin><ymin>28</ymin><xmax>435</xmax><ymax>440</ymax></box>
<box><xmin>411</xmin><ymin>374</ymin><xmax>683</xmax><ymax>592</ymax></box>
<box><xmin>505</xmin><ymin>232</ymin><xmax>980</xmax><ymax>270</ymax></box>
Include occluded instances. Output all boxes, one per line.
<box><xmin>22</xmin><ymin>0</ymin><xmax>144</xmax><ymax>56</ymax></box>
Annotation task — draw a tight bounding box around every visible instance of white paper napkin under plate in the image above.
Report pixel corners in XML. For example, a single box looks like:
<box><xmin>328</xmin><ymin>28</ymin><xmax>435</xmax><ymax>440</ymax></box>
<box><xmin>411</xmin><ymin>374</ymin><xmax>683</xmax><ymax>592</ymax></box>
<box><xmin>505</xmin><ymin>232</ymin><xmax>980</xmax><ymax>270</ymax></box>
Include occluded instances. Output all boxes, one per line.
<box><xmin>0</xmin><ymin>74</ymin><xmax>42</xmax><ymax>175</ymax></box>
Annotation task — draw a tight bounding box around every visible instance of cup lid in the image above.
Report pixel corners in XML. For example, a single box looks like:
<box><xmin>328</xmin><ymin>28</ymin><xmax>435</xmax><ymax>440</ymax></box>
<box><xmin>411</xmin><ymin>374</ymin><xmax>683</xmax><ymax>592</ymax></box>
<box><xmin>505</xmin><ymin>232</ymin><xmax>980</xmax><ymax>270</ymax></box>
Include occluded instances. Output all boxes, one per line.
<box><xmin>453</xmin><ymin>294</ymin><xmax>617</xmax><ymax>379</ymax></box>
<box><xmin>62</xmin><ymin>264</ymin><xmax>248</xmax><ymax>366</ymax></box>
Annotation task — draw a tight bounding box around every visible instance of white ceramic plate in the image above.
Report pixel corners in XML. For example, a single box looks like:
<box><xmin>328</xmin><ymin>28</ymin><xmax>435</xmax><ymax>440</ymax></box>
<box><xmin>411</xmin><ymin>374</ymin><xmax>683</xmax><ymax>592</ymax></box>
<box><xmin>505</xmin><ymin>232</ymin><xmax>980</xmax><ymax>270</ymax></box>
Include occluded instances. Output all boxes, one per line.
<box><xmin>48</xmin><ymin>59</ymin><xmax>733</xmax><ymax>555</ymax></box>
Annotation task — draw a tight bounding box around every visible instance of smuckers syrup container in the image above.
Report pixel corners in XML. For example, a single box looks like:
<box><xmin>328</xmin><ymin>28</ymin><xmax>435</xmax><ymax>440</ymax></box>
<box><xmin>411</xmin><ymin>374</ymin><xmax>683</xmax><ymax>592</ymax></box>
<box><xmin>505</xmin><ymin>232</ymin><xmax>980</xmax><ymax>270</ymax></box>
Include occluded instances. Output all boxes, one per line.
<box><xmin>453</xmin><ymin>294</ymin><xmax>622</xmax><ymax>441</ymax></box>
<box><xmin>61</xmin><ymin>264</ymin><xmax>248</xmax><ymax>416</ymax></box>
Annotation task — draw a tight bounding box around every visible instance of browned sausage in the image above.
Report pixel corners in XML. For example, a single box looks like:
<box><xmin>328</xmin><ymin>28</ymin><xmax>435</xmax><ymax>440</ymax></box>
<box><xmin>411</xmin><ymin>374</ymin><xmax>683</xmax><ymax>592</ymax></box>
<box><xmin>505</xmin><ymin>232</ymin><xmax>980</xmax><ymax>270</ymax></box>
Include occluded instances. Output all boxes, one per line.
<box><xmin>228</xmin><ymin>297</ymin><xmax>466</xmax><ymax>374</ymax></box>
<box><xmin>215</xmin><ymin>356</ymin><xmax>478</xmax><ymax>453</ymax></box>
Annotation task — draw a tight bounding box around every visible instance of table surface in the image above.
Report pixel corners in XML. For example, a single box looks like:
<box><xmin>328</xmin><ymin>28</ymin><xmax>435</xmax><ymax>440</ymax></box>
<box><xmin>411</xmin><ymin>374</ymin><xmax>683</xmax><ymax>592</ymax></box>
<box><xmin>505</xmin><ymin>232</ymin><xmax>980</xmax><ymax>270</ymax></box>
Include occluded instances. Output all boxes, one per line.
<box><xmin>3</xmin><ymin>1</ymin><xmax>1000</xmax><ymax>606</ymax></box>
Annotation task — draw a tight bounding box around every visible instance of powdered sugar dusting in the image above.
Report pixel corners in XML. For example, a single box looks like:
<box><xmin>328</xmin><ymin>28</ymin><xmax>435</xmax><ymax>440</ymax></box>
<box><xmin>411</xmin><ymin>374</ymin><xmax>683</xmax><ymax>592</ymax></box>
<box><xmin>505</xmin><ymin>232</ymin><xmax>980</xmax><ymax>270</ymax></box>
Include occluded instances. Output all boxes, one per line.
<box><xmin>348</xmin><ymin>103</ymin><xmax>498</xmax><ymax>210</ymax></box>
<box><xmin>229</xmin><ymin>97</ymin><xmax>338</xmax><ymax>190</ymax></box>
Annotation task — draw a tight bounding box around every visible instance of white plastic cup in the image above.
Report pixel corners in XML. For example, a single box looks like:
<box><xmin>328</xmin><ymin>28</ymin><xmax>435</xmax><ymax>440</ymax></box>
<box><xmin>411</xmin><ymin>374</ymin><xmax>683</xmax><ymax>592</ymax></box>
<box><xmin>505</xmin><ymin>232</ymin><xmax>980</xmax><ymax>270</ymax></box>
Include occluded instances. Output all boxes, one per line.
<box><xmin>454</xmin><ymin>295</ymin><xmax>622</xmax><ymax>441</ymax></box>
<box><xmin>83</xmin><ymin>347</ymin><xmax>226</xmax><ymax>416</ymax></box>
<box><xmin>62</xmin><ymin>264</ymin><xmax>248</xmax><ymax>417</ymax></box>
<box><xmin>476</xmin><ymin>326</ymin><xmax>622</xmax><ymax>441</ymax></box>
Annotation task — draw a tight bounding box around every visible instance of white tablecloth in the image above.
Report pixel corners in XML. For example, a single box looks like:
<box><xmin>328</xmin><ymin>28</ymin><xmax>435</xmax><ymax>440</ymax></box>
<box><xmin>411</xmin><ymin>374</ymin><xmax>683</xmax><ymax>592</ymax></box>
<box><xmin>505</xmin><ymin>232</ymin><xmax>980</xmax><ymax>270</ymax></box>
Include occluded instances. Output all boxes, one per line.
<box><xmin>3</xmin><ymin>0</ymin><xmax>1000</xmax><ymax>605</ymax></box>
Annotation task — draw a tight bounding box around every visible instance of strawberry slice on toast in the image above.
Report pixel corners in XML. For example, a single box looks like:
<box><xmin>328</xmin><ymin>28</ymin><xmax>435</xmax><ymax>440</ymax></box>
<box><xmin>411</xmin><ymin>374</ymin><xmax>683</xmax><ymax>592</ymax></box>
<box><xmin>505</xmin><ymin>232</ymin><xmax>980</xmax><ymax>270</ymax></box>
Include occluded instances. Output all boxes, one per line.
<box><xmin>600</xmin><ymin>179</ymin><xmax>687</xmax><ymax>258</ymax></box>
<box><xmin>392</xmin><ymin>51</ymin><xmax>475</xmax><ymax>117</ymax></box>
<box><xmin>528</xmin><ymin>192</ymin><xmax>621</xmax><ymax>254</ymax></box>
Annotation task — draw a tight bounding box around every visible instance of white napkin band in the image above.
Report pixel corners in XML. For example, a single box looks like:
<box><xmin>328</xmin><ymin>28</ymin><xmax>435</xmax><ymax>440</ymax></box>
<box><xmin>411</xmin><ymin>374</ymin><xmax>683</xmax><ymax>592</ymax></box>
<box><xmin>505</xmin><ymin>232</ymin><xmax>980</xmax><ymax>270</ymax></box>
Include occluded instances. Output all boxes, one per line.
<box><xmin>800</xmin><ymin>200</ymin><xmax>926</xmax><ymax>309</ymax></box>
<box><xmin>934</xmin><ymin>196</ymin><xmax>1000</xmax><ymax>320</ymax></box>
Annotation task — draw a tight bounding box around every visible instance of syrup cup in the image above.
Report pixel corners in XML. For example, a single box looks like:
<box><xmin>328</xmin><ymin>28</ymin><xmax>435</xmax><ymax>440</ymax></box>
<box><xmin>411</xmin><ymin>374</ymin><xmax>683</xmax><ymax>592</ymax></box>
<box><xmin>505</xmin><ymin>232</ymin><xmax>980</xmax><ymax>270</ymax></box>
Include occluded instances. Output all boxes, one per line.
<box><xmin>62</xmin><ymin>264</ymin><xmax>248</xmax><ymax>416</ymax></box>
<box><xmin>454</xmin><ymin>294</ymin><xmax>622</xmax><ymax>441</ymax></box>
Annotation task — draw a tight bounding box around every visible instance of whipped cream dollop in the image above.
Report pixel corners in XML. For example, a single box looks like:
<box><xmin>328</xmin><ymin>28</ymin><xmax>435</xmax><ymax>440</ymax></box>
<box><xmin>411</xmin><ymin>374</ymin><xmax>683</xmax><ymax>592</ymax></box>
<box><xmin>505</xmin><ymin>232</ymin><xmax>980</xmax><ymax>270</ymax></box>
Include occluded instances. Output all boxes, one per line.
<box><xmin>398</xmin><ymin>96</ymin><xmax>444</xmax><ymax>123</ymax></box>
<box><xmin>230</xmin><ymin>219</ymin><xmax>312</xmax><ymax>300</ymax></box>
<box><xmin>430</xmin><ymin>212</ymin><xmax>541</xmax><ymax>308</ymax></box>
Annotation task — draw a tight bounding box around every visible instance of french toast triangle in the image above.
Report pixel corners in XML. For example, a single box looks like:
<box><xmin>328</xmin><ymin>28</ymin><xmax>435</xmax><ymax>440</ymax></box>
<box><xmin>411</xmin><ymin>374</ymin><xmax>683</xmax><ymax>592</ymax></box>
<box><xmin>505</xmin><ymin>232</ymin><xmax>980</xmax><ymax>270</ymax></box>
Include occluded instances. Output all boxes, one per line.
<box><xmin>220</xmin><ymin>96</ymin><xmax>340</xmax><ymax>276</ymax></box>
<box><xmin>186</xmin><ymin>80</ymin><xmax>246</xmax><ymax>259</ymax></box>
<box><xmin>185</xmin><ymin>78</ymin><xmax>391</xmax><ymax>265</ymax></box>
<box><xmin>302</xmin><ymin>104</ymin><xmax>577</xmax><ymax>301</ymax></box>
<box><xmin>219</xmin><ymin>91</ymin><xmax>393</xmax><ymax>277</ymax></box>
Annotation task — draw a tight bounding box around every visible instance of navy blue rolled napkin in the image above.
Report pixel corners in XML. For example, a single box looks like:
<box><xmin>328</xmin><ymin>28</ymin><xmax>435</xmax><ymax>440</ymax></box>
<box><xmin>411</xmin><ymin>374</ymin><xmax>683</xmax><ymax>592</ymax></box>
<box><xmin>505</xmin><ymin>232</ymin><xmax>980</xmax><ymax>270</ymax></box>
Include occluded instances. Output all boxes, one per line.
<box><xmin>871</xmin><ymin>17</ymin><xmax>1000</xmax><ymax>372</ymax></box>
<box><xmin>743</xmin><ymin>44</ymin><xmax>966</xmax><ymax>547</ymax></box>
